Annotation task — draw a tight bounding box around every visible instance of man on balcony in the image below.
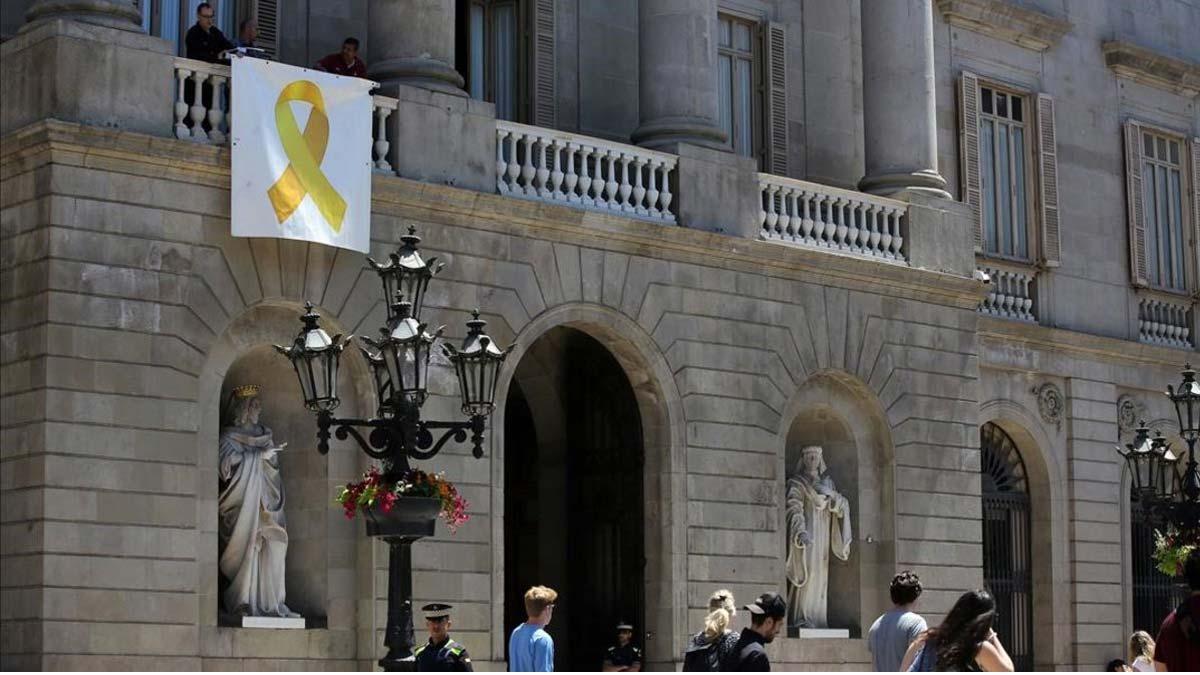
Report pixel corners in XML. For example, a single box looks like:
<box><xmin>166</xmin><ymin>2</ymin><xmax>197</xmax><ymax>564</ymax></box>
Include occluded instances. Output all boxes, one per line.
<box><xmin>315</xmin><ymin>37</ymin><xmax>367</xmax><ymax>78</ymax></box>
<box><xmin>185</xmin><ymin>3</ymin><xmax>234</xmax><ymax>64</ymax></box>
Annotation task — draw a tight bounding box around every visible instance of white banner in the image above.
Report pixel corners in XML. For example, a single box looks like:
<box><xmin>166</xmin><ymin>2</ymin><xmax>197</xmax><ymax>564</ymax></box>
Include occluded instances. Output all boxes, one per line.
<box><xmin>231</xmin><ymin>57</ymin><xmax>375</xmax><ymax>253</ymax></box>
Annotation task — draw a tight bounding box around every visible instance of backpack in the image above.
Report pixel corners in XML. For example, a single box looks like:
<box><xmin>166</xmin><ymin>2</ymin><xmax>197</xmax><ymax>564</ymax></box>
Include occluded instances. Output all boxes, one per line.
<box><xmin>682</xmin><ymin>638</ymin><xmax>720</xmax><ymax>672</ymax></box>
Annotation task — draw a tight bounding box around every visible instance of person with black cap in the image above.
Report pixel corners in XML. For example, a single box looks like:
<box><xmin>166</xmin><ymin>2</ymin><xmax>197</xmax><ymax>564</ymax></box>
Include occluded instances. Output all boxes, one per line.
<box><xmin>414</xmin><ymin>603</ymin><xmax>473</xmax><ymax>671</ymax></box>
<box><xmin>602</xmin><ymin>620</ymin><xmax>642</xmax><ymax>672</ymax></box>
<box><xmin>721</xmin><ymin>592</ymin><xmax>786</xmax><ymax>672</ymax></box>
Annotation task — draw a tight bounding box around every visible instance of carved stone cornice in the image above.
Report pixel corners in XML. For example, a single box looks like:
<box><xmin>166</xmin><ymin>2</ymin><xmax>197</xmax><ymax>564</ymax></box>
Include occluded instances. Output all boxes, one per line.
<box><xmin>936</xmin><ymin>0</ymin><xmax>1071</xmax><ymax>52</ymax></box>
<box><xmin>1102</xmin><ymin>41</ymin><xmax>1200</xmax><ymax>97</ymax></box>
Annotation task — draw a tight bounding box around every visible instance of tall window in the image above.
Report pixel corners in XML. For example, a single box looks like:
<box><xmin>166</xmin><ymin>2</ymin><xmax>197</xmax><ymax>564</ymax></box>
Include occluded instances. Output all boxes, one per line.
<box><xmin>717</xmin><ymin>14</ymin><xmax>760</xmax><ymax>160</ymax></box>
<box><xmin>466</xmin><ymin>0</ymin><xmax>521</xmax><ymax>121</ymax></box>
<box><xmin>979</xmin><ymin>86</ymin><xmax>1032</xmax><ymax>260</ymax></box>
<box><xmin>1141</xmin><ymin>131</ymin><xmax>1187</xmax><ymax>291</ymax></box>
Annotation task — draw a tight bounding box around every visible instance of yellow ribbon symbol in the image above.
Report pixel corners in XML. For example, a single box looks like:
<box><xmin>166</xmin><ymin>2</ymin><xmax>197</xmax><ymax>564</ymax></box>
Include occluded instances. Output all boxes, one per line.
<box><xmin>267</xmin><ymin>80</ymin><xmax>347</xmax><ymax>232</ymax></box>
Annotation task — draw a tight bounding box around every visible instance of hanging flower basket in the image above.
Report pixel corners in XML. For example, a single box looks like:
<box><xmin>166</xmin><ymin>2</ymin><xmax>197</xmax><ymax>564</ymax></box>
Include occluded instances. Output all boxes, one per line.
<box><xmin>362</xmin><ymin>497</ymin><xmax>442</xmax><ymax>538</ymax></box>
<box><xmin>337</xmin><ymin>467</ymin><xmax>470</xmax><ymax>535</ymax></box>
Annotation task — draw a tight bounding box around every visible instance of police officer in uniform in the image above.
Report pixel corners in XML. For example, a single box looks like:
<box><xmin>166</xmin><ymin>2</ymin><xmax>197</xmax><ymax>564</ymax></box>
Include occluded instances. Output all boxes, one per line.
<box><xmin>414</xmin><ymin>603</ymin><xmax>473</xmax><ymax>671</ymax></box>
<box><xmin>602</xmin><ymin>620</ymin><xmax>642</xmax><ymax>672</ymax></box>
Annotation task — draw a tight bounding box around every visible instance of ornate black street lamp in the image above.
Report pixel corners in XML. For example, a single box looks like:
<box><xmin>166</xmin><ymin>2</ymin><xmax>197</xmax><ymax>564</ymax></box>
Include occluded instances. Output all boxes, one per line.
<box><xmin>1118</xmin><ymin>363</ymin><xmax>1200</xmax><ymax>531</ymax></box>
<box><xmin>275</xmin><ymin>228</ymin><xmax>510</xmax><ymax>671</ymax></box>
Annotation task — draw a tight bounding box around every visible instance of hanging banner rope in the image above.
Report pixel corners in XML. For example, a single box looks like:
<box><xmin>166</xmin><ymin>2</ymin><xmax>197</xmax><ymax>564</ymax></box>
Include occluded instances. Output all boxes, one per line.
<box><xmin>267</xmin><ymin>80</ymin><xmax>347</xmax><ymax>232</ymax></box>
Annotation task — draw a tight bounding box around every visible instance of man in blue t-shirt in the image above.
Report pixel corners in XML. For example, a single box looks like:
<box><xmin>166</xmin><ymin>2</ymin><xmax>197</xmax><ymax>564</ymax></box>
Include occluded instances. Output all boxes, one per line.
<box><xmin>509</xmin><ymin>585</ymin><xmax>558</xmax><ymax>672</ymax></box>
<box><xmin>867</xmin><ymin>571</ymin><xmax>928</xmax><ymax>672</ymax></box>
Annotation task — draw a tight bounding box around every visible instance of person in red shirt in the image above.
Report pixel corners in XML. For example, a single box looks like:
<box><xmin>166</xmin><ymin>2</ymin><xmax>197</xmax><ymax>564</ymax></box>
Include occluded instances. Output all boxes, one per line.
<box><xmin>1154</xmin><ymin>548</ymin><xmax>1200</xmax><ymax>672</ymax></box>
<box><xmin>315</xmin><ymin>37</ymin><xmax>367</xmax><ymax>78</ymax></box>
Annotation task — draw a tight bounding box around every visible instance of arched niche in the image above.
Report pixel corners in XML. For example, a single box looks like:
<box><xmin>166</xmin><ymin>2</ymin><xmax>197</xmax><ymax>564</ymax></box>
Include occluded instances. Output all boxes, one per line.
<box><xmin>978</xmin><ymin>405</ymin><xmax>1067</xmax><ymax>671</ymax></box>
<box><xmin>779</xmin><ymin>370</ymin><xmax>896</xmax><ymax>637</ymax></box>
<box><xmin>197</xmin><ymin>301</ymin><xmax>375</xmax><ymax>631</ymax></box>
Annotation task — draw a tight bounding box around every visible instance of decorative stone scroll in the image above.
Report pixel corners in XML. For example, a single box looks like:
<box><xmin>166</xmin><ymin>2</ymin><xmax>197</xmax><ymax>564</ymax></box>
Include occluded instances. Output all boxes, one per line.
<box><xmin>1117</xmin><ymin>395</ymin><xmax>1144</xmax><ymax>436</ymax></box>
<box><xmin>1032</xmin><ymin>382</ymin><xmax>1063</xmax><ymax>430</ymax></box>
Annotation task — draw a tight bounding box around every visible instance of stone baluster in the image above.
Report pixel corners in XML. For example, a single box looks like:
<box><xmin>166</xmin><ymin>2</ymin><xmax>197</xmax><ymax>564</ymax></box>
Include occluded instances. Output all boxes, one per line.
<box><xmin>891</xmin><ymin>208</ymin><xmax>905</xmax><ymax>259</ymax></box>
<box><xmin>618</xmin><ymin>155</ymin><xmax>633</xmax><ymax>212</ymax></box>
<box><xmin>189</xmin><ymin>70</ymin><xmax>210</xmax><ymax>142</ymax></box>
<box><xmin>564</xmin><ymin>143</ymin><xmax>579</xmax><ymax>202</ymax></box>
<box><xmin>592</xmin><ymin>150</ymin><xmax>606</xmax><ymax>204</ymax></box>
<box><xmin>658</xmin><ymin>163</ymin><xmax>673</xmax><ymax>216</ymax></box>
<box><xmin>496</xmin><ymin>130</ymin><xmax>510</xmax><ymax>192</ymax></box>
<box><xmin>578</xmin><ymin>147</ymin><xmax>594</xmax><ymax>205</ymax></box>
<box><xmin>879</xmin><ymin>206</ymin><xmax>894</xmax><ymax>255</ymax></box>
<box><xmin>535</xmin><ymin>139</ymin><xmax>550</xmax><ymax>198</ymax></box>
<box><xmin>506</xmin><ymin>133</ymin><xmax>521</xmax><ymax>192</ymax></box>
<box><xmin>604</xmin><ymin>151</ymin><xmax>619</xmax><ymax>209</ymax></box>
<box><xmin>520</xmin><ymin>135</ymin><xmax>536</xmax><ymax>196</ymax></box>
<box><xmin>207</xmin><ymin>74</ymin><xmax>227</xmax><ymax>144</ymax></box>
<box><xmin>374</xmin><ymin>105</ymin><xmax>394</xmax><ymax>172</ymax></box>
<box><xmin>785</xmin><ymin>190</ymin><xmax>799</xmax><ymax>238</ymax></box>
<box><xmin>800</xmin><ymin>192</ymin><xmax>814</xmax><ymax>241</ymax></box>
<box><xmin>632</xmin><ymin>158</ymin><xmax>647</xmax><ymax>214</ymax></box>
<box><xmin>764</xmin><ymin>185</ymin><xmax>779</xmax><ymax>235</ymax></box>
<box><xmin>646</xmin><ymin>160</ymin><xmax>661</xmax><ymax>218</ymax></box>
<box><xmin>174</xmin><ymin>67</ymin><xmax>191</xmax><ymax>139</ymax></box>
<box><xmin>549</xmin><ymin>142</ymin><xmax>565</xmax><ymax>200</ymax></box>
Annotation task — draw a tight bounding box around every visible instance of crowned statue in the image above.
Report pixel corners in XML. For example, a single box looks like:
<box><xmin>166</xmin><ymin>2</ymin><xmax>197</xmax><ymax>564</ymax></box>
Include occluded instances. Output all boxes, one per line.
<box><xmin>218</xmin><ymin>384</ymin><xmax>299</xmax><ymax>619</ymax></box>
<box><xmin>785</xmin><ymin>445</ymin><xmax>852</xmax><ymax>629</ymax></box>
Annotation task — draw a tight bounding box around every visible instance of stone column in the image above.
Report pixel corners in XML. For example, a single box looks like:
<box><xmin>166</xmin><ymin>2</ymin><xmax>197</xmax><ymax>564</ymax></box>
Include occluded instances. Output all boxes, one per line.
<box><xmin>632</xmin><ymin>0</ymin><xmax>726</xmax><ymax>150</ymax></box>
<box><xmin>368</xmin><ymin>0</ymin><xmax>464</xmax><ymax>94</ymax></box>
<box><xmin>858</xmin><ymin>0</ymin><xmax>950</xmax><ymax>198</ymax></box>
<box><xmin>22</xmin><ymin>0</ymin><xmax>143</xmax><ymax>32</ymax></box>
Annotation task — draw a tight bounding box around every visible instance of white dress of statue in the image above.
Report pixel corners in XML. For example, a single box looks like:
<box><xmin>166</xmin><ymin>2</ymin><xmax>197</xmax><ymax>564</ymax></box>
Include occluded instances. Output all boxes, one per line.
<box><xmin>785</xmin><ymin>445</ymin><xmax>852</xmax><ymax>629</ymax></box>
<box><xmin>218</xmin><ymin>385</ymin><xmax>299</xmax><ymax>618</ymax></box>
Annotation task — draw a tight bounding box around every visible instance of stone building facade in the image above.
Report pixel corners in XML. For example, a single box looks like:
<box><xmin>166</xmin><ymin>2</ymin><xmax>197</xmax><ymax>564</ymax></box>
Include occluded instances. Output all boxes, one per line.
<box><xmin>1</xmin><ymin>0</ymin><xmax>1198</xmax><ymax>670</ymax></box>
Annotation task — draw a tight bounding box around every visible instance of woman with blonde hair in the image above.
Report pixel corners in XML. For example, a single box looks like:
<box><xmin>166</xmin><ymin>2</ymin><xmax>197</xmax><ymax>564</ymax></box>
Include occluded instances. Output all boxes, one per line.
<box><xmin>1128</xmin><ymin>630</ymin><xmax>1155</xmax><ymax>672</ymax></box>
<box><xmin>682</xmin><ymin>589</ymin><xmax>740</xmax><ymax>671</ymax></box>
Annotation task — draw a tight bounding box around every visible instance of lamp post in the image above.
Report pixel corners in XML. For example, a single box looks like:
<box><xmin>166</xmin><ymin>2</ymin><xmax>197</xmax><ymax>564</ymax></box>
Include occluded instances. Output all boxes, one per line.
<box><xmin>1118</xmin><ymin>363</ymin><xmax>1200</xmax><ymax>531</ymax></box>
<box><xmin>274</xmin><ymin>228</ymin><xmax>509</xmax><ymax>671</ymax></box>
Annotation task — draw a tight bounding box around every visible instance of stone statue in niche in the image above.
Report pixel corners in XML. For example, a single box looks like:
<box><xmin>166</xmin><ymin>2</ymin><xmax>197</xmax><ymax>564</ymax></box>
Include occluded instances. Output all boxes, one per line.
<box><xmin>218</xmin><ymin>384</ymin><xmax>299</xmax><ymax>619</ymax></box>
<box><xmin>785</xmin><ymin>445</ymin><xmax>852</xmax><ymax>630</ymax></box>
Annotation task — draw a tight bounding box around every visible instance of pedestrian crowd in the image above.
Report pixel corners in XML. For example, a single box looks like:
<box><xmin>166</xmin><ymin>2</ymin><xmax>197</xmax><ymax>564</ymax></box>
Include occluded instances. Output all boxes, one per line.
<box><xmin>411</xmin><ymin>551</ymin><xmax>1200</xmax><ymax>671</ymax></box>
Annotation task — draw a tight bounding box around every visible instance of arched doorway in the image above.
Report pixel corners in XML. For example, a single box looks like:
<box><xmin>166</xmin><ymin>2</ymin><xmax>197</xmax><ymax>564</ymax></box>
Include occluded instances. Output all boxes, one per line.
<box><xmin>980</xmin><ymin>422</ymin><xmax>1033</xmax><ymax>671</ymax></box>
<box><xmin>503</xmin><ymin>326</ymin><xmax>645</xmax><ymax>670</ymax></box>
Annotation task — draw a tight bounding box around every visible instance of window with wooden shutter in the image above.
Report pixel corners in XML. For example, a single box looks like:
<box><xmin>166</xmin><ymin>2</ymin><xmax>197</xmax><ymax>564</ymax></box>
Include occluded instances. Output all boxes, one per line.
<box><xmin>529</xmin><ymin>0</ymin><xmax>555</xmax><ymax>127</ymax></box>
<box><xmin>959</xmin><ymin>72</ymin><xmax>983</xmax><ymax>251</ymax></box>
<box><xmin>763</xmin><ymin>22</ymin><xmax>788</xmax><ymax>176</ymax></box>
<box><xmin>1124</xmin><ymin>121</ymin><xmax>1149</xmax><ymax>286</ymax></box>
<box><xmin>1036</xmin><ymin>93</ymin><xmax>1060</xmax><ymax>267</ymax></box>
<box><xmin>1126</xmin><ymin>122</ymin><xmax>1190</xmax><ymax>292</ymax></box>
<box><xmin>251</xmin><ymin>0</ymin><xmax>280</xmax><ymax>60</ymax></box>
<box><xmin>717</xmin><ymin>14</ymin><xmax>761</xmax><ymax>162</ymax></box>
<box><xmin>1191</xmin><ymin>137</ymin><xmax>1200</xmax><ymax>292</ymax></box>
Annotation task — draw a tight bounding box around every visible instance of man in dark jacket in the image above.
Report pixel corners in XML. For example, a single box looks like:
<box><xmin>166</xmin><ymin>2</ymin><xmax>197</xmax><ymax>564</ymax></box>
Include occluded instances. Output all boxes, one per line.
<box><xmin>185</xmin><ymin>3</ymin><xmax>233</xmax><ymax>63</ymax></box>
<box><xmin>721</xmin><ymin>592</ymin><xmax>786</xmax><ymax>671</ymax></box>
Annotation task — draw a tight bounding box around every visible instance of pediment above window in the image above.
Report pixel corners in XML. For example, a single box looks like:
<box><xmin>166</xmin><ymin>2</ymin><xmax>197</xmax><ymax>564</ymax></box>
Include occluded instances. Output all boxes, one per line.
<box><xmin>937</xmin><ymin>0</ymin><xmax>1070</xmax><ymax>52</ymax></box>
<box><xmin>1103</xmin><ymin>41</ymin><xmax>1200</xmax><ymax>97</ymax></box>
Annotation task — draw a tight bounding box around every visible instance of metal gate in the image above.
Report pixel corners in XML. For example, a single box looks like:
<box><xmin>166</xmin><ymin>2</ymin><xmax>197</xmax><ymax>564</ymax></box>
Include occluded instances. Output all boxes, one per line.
<box><xmin>981</xmin><ymin>422</ymin><xmax>1034</xmax><ymax>672</ymax></box>
<box><xmin>1131</xmin><ymin>498</ymin><xmax>1186</xmax><ymax>634</ymax></box>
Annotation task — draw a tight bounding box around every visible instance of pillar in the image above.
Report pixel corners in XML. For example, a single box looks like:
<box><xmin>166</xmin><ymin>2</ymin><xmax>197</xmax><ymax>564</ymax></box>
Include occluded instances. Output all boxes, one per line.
<box><xmin>632</xmin><ymin>0</ymin><xmax>726</xmax><ymax>150</ymax></box>
<box><xmin>858</xmin><ymin>0</ymin><xmax>950</xmax><ymax>199</ymax></box>
<box><xmin>368</xmin><ymin>0</ymin><xmax>464</xmax><ymax>94</ymax></box>
<box><xmin>22</xmin><ymin>0</ymin><xmax>143</xmax><ymax>32</ymax></box>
